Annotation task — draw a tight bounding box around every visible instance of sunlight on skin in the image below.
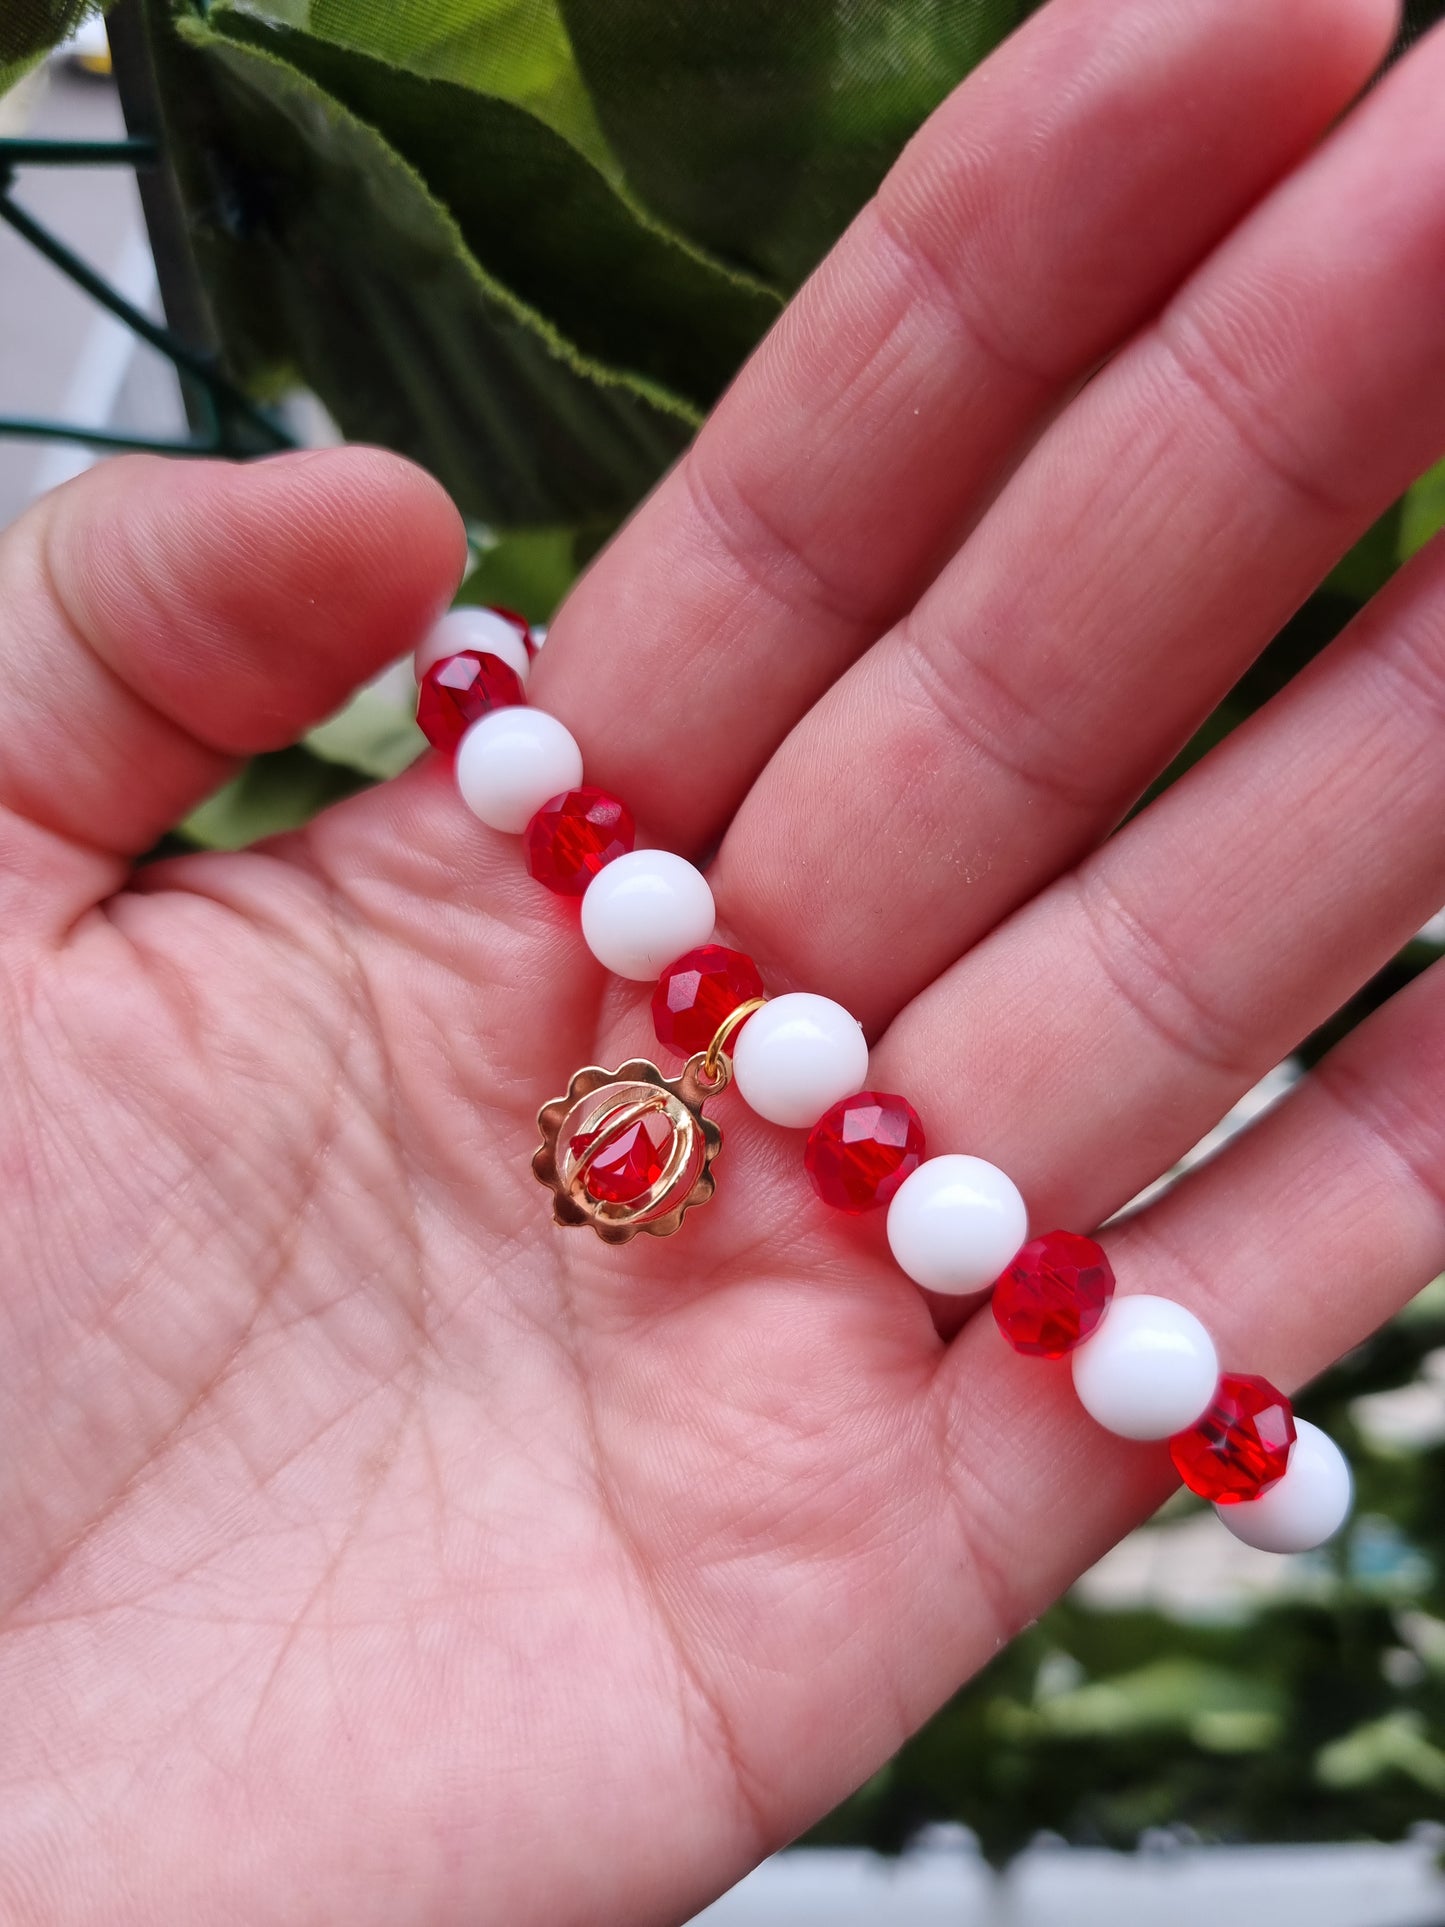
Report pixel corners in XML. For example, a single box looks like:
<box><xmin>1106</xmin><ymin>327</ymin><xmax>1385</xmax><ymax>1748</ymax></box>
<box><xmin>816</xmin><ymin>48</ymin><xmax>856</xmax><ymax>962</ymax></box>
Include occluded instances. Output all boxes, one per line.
<box><xmin>0</xmin><ymin>0</ymin><xmax>1444</xmax><ymax>1922</ymax></box>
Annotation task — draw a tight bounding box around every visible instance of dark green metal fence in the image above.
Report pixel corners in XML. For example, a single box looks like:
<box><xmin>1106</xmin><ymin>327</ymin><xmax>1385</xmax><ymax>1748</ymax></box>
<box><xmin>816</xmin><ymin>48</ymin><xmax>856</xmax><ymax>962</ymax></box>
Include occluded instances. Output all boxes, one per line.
<box><xmin>0</xmin><ymin>0</ymin><xmax>291</xmax><ymax>461</ymax></box>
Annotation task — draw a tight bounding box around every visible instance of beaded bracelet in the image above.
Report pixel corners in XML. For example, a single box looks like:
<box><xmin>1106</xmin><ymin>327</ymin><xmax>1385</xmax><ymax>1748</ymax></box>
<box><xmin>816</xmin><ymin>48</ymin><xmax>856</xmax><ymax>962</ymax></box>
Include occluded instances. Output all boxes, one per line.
<box><xmin>415</xmin><ymin>607</ymin><xmax>1354</xmax><ymax>1558</ymax></box>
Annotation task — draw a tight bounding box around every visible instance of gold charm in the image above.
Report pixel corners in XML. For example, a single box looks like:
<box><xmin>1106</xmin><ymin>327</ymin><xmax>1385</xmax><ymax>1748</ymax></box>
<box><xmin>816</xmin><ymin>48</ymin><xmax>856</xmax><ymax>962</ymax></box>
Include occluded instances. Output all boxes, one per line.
<box><xmin>532</xmin><ymin>1000</ymin><xmax>764</xmax><ymax>1243</ymax></box>
<box><xmin>533</xmin><ymin>1056</ymin><xmax>723</xmax><ymax>1241</ymax></box>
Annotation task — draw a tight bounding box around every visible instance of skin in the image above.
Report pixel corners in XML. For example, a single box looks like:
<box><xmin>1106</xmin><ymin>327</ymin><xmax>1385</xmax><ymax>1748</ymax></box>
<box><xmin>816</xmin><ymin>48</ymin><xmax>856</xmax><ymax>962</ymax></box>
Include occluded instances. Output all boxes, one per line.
<box><xmin>0</xmin><ymin>0</ymin><xmax>1442</xmax><ymax>1917</ymax></box>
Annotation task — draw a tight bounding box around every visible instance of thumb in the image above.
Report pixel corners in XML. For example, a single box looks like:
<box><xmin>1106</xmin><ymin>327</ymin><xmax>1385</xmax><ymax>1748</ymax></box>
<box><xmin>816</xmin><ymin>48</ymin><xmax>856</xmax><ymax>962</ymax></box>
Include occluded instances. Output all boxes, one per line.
<box><xmin>0</xmin><ymin>448</ymin><xmax>465</xmax><ymax>935</ymax></box>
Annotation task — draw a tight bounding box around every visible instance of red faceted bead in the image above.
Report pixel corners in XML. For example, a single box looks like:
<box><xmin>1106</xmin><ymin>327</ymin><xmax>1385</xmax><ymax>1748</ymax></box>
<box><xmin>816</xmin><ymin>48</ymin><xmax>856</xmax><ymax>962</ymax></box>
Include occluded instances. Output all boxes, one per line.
<box><xmin>1170</xmin><ymin>1372</ymin><xmax>1296</xmax><ymax>1504</ymax></box>
<box><xmin>481</xmin><ymin>602</ymin><xmax>540</xmax><ymax>659</ymax></box>
<box><xmin>804</xmin><ymin>1092</ymin><xmax>925</xmax><ymax>1213</ymax></box>
<box><xmin>652</xmin><ymin>945</ymin><xmax>765</xmax><ymax>1058</ymax></box>
<box><xmin>525</xmin><ymin>788</ymin><xmax>635</xmax><ymax>896</ymax></box>
<box><xmin>417</xmin><ymin>650</ymin><xmax>524</xmax><ymax>753</ymax></box>
<box><xmin>993</xmin><ymin>1230</ymin><xmax>1115</xmax><ymax>1357</ymax></box>
<box><xmin>570</xmin><ymin>1109</ymin><xmax>674</xmax><ymax>1205</ymax></box>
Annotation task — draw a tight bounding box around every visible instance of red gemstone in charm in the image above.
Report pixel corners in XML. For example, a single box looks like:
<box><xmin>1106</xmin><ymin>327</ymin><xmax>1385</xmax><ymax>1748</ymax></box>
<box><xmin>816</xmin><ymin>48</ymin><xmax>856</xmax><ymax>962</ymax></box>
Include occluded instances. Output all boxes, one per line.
<box><xmin>417</xmin><ymin>650</ymin><xmax>525</xmax><ymax>752</ymax></box>
<box><xmin>652</xmin><ymin>945</ymin><xmax>766</xmax><ymax>1058</ymax></box>
<box><xmin>992</xmin><ymin>1230</ymin><xmax>1114</xmax><ymax>1357</ymax></box>
<box><xmin>1170</xmin><ymin>1372</ymin><xmax>1296</xmax><ymax>1504</ymax></box>
<box><xmin>525</xmin><ymin>788</ymin><xmax>635</xmax><ymax>896</ymax></box>
<box><xmin>571</xmin><ymin>1108</ymin><xmax>675</xmax><ymax>1205</ymax></box>
<box><xmin>804</xmin><ymin>1091</ymin><xmax>925</xmax><ymax>1212</ymax></box>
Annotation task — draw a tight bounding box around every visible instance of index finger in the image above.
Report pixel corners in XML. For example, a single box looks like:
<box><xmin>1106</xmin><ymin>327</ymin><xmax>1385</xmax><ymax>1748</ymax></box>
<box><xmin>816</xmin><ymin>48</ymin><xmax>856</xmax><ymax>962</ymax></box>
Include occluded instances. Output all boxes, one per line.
<box><xmin>529</xmin><ymin>0</ymin><xmax>1397</xmax><ymax>853</ymax></box>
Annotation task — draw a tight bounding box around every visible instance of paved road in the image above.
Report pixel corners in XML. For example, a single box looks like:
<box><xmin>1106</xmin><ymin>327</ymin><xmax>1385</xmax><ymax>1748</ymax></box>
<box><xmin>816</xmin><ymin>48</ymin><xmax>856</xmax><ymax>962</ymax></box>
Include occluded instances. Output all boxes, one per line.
<box><xmin>689</xmin><ymin>1832</ymin><xmax>1445</xmax><ymax>1927</ymax></box>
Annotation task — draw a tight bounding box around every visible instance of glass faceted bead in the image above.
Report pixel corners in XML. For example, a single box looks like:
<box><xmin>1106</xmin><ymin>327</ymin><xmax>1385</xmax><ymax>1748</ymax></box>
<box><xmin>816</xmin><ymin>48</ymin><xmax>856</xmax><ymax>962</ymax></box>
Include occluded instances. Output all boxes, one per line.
<box><xmin>569</xmin><ymin>1109</ymin><xmax>675</xmax><ymax>1206</ymax></box>
<box><xmin>1170</xmin><ymin>1372</ymin><xmax>1296</xmax><ymax>1504</ymax></box>
<box><xmin>489</xmin><ymin>604</ymin><xmax>535</xmax><ymax>655</ymax></box>
<box><xmin>804</xmin><ymin>1091</ymin><xmax>925</xmax><ymax>1212</ymax></box>
<box><xmin>525</xmin><ymin>788</ymin><xmax>635</xmax><ymax>896</ymax></box>
<box><xmin>993</xmin><ymin>1229</ymin><xmax>1115</xmax><ymax>1357</ymax></box>
<box><xmin>652</xmin><ymin>945</ymin><xmax>765</xmax><ymax>1058</ymax></box>
<box><xmin>417</xmin><ymin>650</ymin><xmax>524</xmax><ymax>752</ymax></box>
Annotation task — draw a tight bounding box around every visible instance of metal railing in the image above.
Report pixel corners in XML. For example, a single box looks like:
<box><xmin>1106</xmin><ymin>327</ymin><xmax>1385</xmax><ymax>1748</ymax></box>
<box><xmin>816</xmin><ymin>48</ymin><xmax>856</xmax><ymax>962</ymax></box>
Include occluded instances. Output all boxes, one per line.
<box><xmin>0</xmin><ymin>0</ymin><xmax>291</xmax><ymax>460</ymax></box>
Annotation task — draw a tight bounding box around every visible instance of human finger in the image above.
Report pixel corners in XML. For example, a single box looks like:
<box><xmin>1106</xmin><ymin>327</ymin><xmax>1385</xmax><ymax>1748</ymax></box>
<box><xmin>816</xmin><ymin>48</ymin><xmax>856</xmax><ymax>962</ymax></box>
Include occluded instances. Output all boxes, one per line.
<box><xmin>710</xmin><ymin>15</ymin><xmax>1442</xmax><ymax>1029</ymax></box>
<box><xmin>528</xmin><ymin>0</ymin><xmax>1395</xmax><ymax>857</ymax></box>
<box><xmin>0</xmin><ymin>449</ymin><xmax>464</xmax><ymax>934</ymax></box>
<box><xmin>872</xmin><ymin>518</ymin><xmax>1445</xmax><ymax>1245</ymax></box>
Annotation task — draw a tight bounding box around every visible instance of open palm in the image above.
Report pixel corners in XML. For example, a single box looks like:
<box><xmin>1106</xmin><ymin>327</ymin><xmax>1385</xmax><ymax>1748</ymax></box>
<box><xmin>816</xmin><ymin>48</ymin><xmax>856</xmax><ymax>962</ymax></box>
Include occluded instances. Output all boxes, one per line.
<box><xmin>3</xmin><ymin>1</ymin><xmax>1445</xmax><ymax>1920</ymax></box>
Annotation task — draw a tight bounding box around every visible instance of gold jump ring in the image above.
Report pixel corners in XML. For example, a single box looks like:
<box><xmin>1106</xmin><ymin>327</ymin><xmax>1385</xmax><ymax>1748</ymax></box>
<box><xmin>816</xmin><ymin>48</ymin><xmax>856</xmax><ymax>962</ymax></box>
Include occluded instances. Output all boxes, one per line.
<box><xmin>701</xmin><ymin>997</ymin><xmax>768</xmax><ymax>1085</ymax></box>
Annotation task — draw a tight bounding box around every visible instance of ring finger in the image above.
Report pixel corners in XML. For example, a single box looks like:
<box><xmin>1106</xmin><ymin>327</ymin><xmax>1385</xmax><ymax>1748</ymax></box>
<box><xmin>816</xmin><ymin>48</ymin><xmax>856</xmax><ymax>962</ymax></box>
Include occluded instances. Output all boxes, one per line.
<box><xmin>870</xmin><ymin>517</ymin><xmax>1445</xmax><ymax>1248</ymax></box>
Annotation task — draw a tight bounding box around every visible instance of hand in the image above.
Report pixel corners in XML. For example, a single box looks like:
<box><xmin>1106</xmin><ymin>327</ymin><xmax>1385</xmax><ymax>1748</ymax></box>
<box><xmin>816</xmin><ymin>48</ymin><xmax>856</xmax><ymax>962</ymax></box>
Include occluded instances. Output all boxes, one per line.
<box><xmin>1</xmin><ymin>0</ymin><xmax>1442</xmax><ymax>1919</ymax></box>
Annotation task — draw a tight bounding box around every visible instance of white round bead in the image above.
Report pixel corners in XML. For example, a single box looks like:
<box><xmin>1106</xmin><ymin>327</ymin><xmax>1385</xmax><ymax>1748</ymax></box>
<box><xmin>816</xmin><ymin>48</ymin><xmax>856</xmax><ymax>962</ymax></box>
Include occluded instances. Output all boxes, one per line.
<box><xmin>884</xmin><ymin>1154</ymin><xmax>1028</xmax><ymax>1295</ymax></box>
<box><xmin>579</xmin><ymin>850</ymin><xmax>715</xmax><ymax>982</ymax></box>
<box><xmin>455</xmin><ymin>708</ymin><xmax>582</xmax><ymax>834</ymax></box>
<box><xmin>730</xmin><ymin>992</ymin><xmax>869</xmax><ymax>1129</ymax></box>
<box><xmin>1216</xmin><ymin>1419</ymin><xmax>1352</xmax><ymax>1553</ymax></box>
<box><xmin>1071</xmin><ymin>1294</ymin><xmax>1219</xmax><ymax>1440</ymax></box>
<box><xmin>416</xmin><ymin>607</ymin><xmax>531</xmax><ymax>684</ymax></box>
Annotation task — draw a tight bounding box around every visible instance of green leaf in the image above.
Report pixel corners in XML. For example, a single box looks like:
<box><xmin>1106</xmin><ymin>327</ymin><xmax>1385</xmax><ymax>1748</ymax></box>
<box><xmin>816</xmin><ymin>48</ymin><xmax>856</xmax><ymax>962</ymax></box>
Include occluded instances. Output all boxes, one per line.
<box><xmin>0</xmin><ymin>0</ymin><xmax>99</xmax><ymax>65</ymax></box>
<box><xmin>180</xmin><ymin>746</ymin><xmax>367</xmax><ymax>849</ymax></box>
<box><xmin>305</xmin><ymin>682</ymin><xmax>424</xmax><ymax>781</ymax></box>
<box><xmin>0</xmin><ymin>47</ymin><xmax>47</xmax><ymax>95</ymax></box>
<box><xmin>1316</xmin><ymin>1711</ymin><xmax>1445</xmax><ymax>1796</ymax></box>
<box><xmin>996</xmin><ymin>1658</ymin><xmax>1283</xmax><ymax>1747</ymax></box>
<box><xmin>156</xmin><ymin>8</ymin><xmax>695</xmax><ymax>526</ymax></box>
<box><xmin>232</xmin><ymin>0</ymin><xmax>619</xmax><ymax>180</ymax></box>
<box><xmin>208</xmin><ymin>8</ymin><xmax>782</xmax><ymax>409</ymax></box>
<box><xmin>557</xmin><ymin>0</ymin><xmax>1035</xmax><ymax>286</ymax></box>
<box><xmin>1326</xmin><ymin>501</ymin><xmax>1403</xmax><ymax>602</ymax></box>
<box><xmin>1400</xmin><ymin>454</ymin><xmax>1445</xmax><ymax>562</ymax></box>
<box><xmin>457</xmin><ymin>523</ymin><xmax>588</xmax><ymax>619</ymax></box>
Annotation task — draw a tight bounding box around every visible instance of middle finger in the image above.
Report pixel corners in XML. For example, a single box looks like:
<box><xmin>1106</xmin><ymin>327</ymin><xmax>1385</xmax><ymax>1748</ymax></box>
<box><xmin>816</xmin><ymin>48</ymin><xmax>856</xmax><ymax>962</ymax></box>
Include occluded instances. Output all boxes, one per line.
<box><xmin>527</xmin><ymin>0</ymin><xmax>1390</xmax><ymax>857</ymax></box>
<box><xmin>711</xmin><ymin>21</ymin><xmax>1445</xmax><ymax>1033</ymax></box>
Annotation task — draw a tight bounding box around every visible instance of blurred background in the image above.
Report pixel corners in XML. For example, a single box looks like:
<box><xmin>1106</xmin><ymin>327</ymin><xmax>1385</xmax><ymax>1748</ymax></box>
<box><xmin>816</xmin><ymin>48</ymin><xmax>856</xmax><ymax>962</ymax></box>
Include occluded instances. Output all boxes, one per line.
<box><xmin>2</xmin><ymin>4</ymin><xmax>1444</xmax><ymax>1920</ymax></box>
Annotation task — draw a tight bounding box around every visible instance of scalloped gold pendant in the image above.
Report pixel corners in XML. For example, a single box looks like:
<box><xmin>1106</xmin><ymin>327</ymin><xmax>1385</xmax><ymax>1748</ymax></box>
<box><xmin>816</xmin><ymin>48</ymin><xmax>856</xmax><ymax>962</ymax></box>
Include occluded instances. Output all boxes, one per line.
<box><xmin>532</xmin><ymin>1055</ymin><xmax>725</xmax><ymax>1242</ymax></box>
